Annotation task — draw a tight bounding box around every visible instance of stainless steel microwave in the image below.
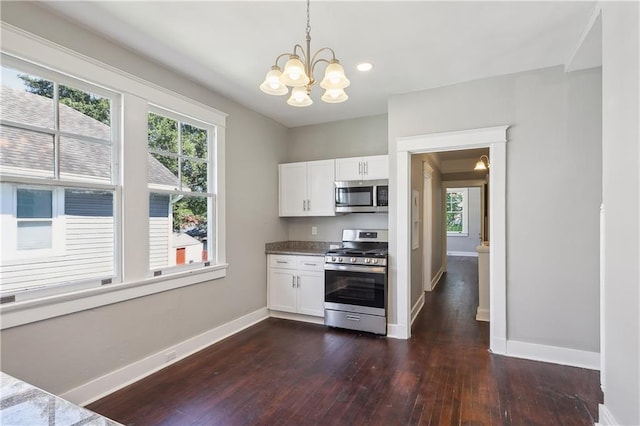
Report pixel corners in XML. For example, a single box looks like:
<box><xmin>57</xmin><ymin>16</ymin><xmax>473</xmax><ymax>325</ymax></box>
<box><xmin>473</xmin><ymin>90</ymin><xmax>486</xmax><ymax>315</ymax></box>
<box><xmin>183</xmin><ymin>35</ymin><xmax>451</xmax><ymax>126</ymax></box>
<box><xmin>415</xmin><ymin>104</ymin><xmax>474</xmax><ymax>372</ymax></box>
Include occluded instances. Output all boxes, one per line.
<box><xmin>335</xmin><ymin>180</ymin><xmax>389</xmax><ymax>213</ymax></box>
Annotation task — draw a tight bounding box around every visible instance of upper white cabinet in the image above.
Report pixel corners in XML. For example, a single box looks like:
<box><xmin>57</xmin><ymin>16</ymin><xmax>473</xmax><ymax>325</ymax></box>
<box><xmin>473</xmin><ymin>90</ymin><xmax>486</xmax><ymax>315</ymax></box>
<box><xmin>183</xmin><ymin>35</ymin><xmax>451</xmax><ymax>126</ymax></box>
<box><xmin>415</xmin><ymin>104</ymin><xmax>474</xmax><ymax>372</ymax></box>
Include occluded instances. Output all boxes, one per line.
<box><xmin>279</xmin><ymin>159</ymin><xmax>335</xmax><ymax>216</ymax></box>
<box><xmin>335</xmin><ymin>155</ymin><xmax>388</xmax><ymax>181</ymax></box>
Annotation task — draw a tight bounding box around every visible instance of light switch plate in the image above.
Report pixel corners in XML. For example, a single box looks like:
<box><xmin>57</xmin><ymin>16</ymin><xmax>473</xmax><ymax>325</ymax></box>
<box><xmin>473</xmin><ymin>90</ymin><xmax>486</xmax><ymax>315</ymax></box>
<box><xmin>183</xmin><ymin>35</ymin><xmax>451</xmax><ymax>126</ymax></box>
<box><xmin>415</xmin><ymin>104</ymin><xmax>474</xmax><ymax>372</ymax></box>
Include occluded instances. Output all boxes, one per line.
<box><xmin>311</xmin><ymin>226</ymin><xmax>318</xmax><ymax>235</ymax></box>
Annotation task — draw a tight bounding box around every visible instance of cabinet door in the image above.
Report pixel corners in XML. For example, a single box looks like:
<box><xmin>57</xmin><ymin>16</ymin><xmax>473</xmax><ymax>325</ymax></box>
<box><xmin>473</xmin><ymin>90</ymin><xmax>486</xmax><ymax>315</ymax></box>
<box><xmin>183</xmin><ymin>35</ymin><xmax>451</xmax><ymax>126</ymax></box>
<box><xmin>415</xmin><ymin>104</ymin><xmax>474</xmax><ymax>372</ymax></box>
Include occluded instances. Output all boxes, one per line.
<box><xmin>335</xmin><ymin>157</ymin><xmax>363</xmax><ymax>181</ymax></box>
<box><xmin>362</xmin><ymin>155</ymin><xmax>388</xmax><ymax>180</ymax></box>
<box><xmin>297</xmin><ymin>270</ymin><xmax>325</xmax><ymax>317</ymax></box>
<box><xmin>268</xmin><ymin>268</ymin><xmax>297</xmax><ymax>313</ymax></box>
<box><xmin>307</xmin><ymin>159</ymin><xmax>335</xmax><ymax>216</ymax></box>
<box><xmin>279</xmin><ymin>162</ymin><xmax>307</xmax><ymax>216</ymax></box>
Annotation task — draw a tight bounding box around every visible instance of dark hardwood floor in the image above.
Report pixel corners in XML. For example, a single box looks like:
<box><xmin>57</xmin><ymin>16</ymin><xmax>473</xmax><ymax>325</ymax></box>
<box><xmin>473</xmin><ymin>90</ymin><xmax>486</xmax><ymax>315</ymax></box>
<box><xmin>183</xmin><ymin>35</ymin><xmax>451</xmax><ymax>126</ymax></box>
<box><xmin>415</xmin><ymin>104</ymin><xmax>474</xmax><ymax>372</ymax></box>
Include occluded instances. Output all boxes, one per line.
<box><xmin>88</xmin><ymin>256</ymin><xmax>602</xmax><ymax>425</ymax></box>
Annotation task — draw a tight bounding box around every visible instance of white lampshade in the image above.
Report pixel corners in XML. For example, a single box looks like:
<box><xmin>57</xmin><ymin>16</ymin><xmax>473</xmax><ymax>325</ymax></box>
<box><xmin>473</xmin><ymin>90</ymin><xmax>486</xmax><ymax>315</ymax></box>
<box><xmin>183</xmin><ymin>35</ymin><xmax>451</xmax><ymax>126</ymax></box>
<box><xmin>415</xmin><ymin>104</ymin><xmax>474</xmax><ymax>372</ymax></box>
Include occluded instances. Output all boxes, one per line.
<box><xmin>280</xmin><ymin>55</ymin><xmax>310</xmax><ymax>87</ymax></box>
<box><xmin>259</xmin><ymin>67</ymin><xmax>288</xmax><ymax>96</ymax></box>
<box><xmin>320</xmin><ymin>60</ymin><xmax>350</xmax><ymax>90</ymax></box>
<box><xmin>287</xmin><ymin>86</ymin><xmax>313</xmax><ymax>107</ymax></box>
<box><xmin>474</xmin><ymin>155</ymin><xmax>490</xmax><ymax>170</ymax></box>
<box><xmin>321</xmin><ymin>88</ymin><xmax>348</xmax><ymax>104</ymax></box>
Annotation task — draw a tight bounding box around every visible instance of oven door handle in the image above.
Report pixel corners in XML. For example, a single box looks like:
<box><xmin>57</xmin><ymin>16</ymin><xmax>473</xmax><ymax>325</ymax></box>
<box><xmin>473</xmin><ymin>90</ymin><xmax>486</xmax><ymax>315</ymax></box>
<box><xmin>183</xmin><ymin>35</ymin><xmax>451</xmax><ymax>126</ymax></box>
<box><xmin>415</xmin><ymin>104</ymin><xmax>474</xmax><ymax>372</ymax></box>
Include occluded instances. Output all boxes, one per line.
<box><xmin>324</xmin><ymin>264</ymin><xmax>387</xmax><ymax>274</ymax></box>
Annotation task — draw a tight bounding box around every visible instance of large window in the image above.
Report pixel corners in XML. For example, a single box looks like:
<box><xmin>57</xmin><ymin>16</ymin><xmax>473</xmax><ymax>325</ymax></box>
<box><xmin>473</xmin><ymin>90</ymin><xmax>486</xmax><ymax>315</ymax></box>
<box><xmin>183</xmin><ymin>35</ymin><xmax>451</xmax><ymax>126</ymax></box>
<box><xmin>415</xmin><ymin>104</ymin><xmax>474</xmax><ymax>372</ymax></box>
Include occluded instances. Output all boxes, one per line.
<box><xmin>0</xmin><ymin>32</ymin><xmax>226</xmax><ymax>327</ymax></box>
<box><xmin>0</xmin><ymin>58</ymin><xmax>117</xmax><ymax>298</ymax></box>
<box><xmin>446</xmin><ymin>188</ymin><xmax>469</xmax><ymax>236</ymax></box>
<box><xmin>147</xmin><ymin>109</ymin><xmax>215</xmax><ymax>272</ymax></box>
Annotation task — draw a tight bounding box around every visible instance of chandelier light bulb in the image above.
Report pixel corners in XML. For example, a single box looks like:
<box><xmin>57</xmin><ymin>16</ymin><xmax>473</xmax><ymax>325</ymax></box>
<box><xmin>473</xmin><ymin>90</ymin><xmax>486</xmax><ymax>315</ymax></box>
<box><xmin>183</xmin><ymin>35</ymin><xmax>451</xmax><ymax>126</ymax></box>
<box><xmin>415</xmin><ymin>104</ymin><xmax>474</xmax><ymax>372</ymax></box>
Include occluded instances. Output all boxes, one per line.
<box><xmin>320</xmin><ymin>61</ymin><xmax>350</xmax><ymax>90</ymax></box>
<box><xmin>260</xmin><ymin>67</ymin><xmax>288</xmax><ymax>96</ymax></box>
<box><xmin>287</xmin><ymin>86</ymin><xmax>313</xmax><ymax>107</ymax></box>
<box><xmin>281</xmin><ymin>55</ymin><xmax>310</xmax><ymax>87</ymax></box>
<box><xmin>321</xmin><ymin>87</ymin><xmax>348</xmax><ymax>104</ymax></box>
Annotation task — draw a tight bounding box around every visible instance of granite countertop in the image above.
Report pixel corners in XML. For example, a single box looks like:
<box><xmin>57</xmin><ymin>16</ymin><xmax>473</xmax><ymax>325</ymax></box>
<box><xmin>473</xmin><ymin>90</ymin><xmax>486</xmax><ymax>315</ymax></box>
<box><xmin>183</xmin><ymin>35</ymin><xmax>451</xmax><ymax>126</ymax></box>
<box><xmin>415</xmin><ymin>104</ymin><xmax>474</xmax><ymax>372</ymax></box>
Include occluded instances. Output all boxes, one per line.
<box><xmin>265</xmin><ymin>241</ymin><xmax>341</xmax><ymax>256</ymax></box>
<box><xmin>0</xmin><ymin>372</ymin><xmax>122</xmax><ymax>426</ymax></box>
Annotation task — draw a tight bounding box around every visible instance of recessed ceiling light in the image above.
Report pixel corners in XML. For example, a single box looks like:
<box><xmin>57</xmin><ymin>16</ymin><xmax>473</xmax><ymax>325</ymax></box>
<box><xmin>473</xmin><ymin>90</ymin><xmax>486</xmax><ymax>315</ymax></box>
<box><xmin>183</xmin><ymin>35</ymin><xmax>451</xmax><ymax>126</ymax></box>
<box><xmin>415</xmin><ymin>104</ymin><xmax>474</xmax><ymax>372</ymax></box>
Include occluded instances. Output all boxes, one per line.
<box><xmin>356</xmin><ymin>62</ymin><xmax>373</xmax><ymax>72</ymax></box>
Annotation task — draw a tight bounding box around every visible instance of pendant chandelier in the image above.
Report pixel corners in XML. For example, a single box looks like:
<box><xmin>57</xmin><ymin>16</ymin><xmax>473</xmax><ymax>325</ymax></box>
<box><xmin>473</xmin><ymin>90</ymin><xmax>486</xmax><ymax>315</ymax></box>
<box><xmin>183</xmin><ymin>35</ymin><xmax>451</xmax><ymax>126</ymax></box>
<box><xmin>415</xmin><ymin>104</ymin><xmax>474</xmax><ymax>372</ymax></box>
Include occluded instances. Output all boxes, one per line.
<box><xmin>259</xmin><ymin>0</ymin><xmax>350</xmax><ymax>107</ymax></box>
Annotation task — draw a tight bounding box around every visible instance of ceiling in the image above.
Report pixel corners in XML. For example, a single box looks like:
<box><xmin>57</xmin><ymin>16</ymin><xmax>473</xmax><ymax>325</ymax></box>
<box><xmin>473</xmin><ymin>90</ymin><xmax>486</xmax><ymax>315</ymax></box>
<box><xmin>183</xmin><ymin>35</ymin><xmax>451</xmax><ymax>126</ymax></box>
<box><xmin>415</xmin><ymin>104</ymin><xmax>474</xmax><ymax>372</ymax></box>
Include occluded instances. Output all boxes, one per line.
<box><xmin>40</xmin><ymin>1</ymin><xmax>596</xmax><ymax>128</ymax></box>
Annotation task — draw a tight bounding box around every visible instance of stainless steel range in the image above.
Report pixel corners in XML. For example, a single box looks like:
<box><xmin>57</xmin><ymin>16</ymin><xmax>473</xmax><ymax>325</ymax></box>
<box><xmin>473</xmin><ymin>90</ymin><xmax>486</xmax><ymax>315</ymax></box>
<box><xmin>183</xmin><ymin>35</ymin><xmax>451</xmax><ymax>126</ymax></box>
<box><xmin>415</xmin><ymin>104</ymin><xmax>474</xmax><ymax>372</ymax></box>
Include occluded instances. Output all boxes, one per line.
<box><xmin>324</xmin><ymin>229</ymin><xmax>388</xmax><ymax>335</ymax></box>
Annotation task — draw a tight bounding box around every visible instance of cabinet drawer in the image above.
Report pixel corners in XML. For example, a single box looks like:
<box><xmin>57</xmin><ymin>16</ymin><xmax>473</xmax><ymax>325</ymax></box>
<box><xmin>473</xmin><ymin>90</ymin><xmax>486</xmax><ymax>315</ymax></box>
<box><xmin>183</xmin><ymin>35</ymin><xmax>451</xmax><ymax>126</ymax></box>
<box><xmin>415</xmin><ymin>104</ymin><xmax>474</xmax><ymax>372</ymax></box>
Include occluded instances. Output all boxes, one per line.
<box><xmin>297</xmin><ymin>256</ymin><xmax>325</xmax><ymax>271</ymax></box>
<box><xmin>269</xmin><ymin>255</ymin><xmax>297</xmax><ymax>269</ymax></box>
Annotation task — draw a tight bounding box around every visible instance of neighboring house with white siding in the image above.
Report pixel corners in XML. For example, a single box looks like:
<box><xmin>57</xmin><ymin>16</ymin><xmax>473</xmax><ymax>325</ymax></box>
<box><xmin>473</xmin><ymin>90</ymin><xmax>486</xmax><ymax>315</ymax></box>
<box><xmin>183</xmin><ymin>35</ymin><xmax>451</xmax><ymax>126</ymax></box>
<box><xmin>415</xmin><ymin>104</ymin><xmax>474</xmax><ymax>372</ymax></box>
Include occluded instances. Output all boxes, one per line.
<box><xmin>0</xmin><ymin>87</ymin><xmax>194</xmax><ymax>293</ymax></box>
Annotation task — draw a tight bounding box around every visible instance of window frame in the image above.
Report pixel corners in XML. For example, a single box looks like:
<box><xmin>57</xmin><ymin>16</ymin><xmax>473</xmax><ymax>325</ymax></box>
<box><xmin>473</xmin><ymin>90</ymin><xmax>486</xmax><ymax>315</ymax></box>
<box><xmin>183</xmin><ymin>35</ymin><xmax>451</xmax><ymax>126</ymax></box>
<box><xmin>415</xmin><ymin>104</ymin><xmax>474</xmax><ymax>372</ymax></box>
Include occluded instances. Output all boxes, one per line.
<box><xmin>446</xmin><ymin>187</ymin><xmax>469</xmax><ymax>237</ymax></box>
<box><xmin>0</xmin><ymin>24</ymin><xmax>227</xmax><ymax>329</ymax></box>
<box><xmin>147</xmin><ymin>106</ymin><xmax>217</xmax><ymax>275</ymax></box>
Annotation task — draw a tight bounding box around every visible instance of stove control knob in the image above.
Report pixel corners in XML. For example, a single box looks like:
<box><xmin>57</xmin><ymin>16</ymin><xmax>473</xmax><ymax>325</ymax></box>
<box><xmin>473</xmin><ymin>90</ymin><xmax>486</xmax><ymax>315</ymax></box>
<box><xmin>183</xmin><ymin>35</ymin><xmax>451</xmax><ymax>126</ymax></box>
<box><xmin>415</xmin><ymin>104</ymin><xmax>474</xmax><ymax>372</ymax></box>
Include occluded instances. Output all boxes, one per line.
<box><xmin>372</xmin><ymin>258</ymin><xmax>378</xmax><ymax>264</ymax></box>
<box><xmin>350</xmin><ymin>257</ymin><xmax>357</xmax><ymax>263</ymax></box>
<box><xmin>364</xmin><ymin>258</ymin><xmax>371</xmax><ymax>264</ymax></box>
<box><xmin>331</xmin><ymin>257</ymin><xmax>337</xmax><ymax>262</ymax></box>
<box><xmin>338</xmin><ymin>257</ymin><xmax>343</xmax><ymax>263</ymax></box>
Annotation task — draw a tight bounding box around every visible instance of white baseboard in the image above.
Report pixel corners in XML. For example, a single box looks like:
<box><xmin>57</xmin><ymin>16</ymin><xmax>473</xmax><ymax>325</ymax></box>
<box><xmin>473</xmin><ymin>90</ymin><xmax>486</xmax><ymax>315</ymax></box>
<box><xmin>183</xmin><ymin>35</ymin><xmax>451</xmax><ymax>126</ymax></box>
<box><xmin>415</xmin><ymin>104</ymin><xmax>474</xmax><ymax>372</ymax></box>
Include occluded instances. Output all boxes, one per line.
<box><xmin>490</xmin><ymin>337</ymin><xmax>507</xmax><ymax>355</ymax></box>
<box><xmin>505</xmin><ymin>340</ymin><xmax>600</xmax><ymax>370</ymax></box>
<box><xmin>60</xmin><ymin>307</ymin><xmax>269</xmax><ymax>406</ymax></box>
<box><xmin>447</xmin><ymin>251</ymin><xmax>478</xmax><ymax>257</ymax></box>
<box><xmin>430</xmin><ymin>266</ymin><xmax>445</xmax><ymax>290</ymax></box>
<box><xmin>386</xmin><ymin>323</ymin><xmax>408</xmax><ymax>339</ymax></box>
<box><xmin>596</xmin><ymin>404</ymin><xmax>619</xmax><ymax>425</ymax></box>
<box><xmin>476</xmin><ymin>307</ymin><xmax>490</xmax><ymax>322</ymax></box>
<box><xmin>411</xmin><ymin>292</ymin><xmax>425</xmax><ymax>325</ymax></box>
<box><xmin>269</xmin><ymin>310</ymin><xmax>324</xmax><ymax>325</ymax></box>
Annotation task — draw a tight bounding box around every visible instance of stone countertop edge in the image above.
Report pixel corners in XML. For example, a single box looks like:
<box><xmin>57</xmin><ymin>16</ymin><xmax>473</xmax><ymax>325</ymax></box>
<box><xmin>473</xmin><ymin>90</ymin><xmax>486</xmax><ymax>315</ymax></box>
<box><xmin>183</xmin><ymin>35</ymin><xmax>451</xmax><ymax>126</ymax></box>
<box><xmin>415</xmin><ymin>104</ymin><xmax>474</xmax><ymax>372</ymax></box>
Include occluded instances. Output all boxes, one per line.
<box><xmin>265</xmin><ymin>241</ymin><xmax>341</xmax><ymax>256</ymax></box>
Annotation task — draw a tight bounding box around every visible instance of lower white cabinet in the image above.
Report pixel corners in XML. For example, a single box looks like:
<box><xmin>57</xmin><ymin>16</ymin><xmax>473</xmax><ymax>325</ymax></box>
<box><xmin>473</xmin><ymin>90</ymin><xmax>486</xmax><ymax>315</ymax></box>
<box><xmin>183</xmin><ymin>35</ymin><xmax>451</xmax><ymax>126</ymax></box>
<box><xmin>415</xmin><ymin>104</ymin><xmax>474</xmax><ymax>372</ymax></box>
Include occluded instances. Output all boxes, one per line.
<box><xmin>268</xmin><ymin>254</ymin><xmax>325</xmax><ymax>317</ymax></box>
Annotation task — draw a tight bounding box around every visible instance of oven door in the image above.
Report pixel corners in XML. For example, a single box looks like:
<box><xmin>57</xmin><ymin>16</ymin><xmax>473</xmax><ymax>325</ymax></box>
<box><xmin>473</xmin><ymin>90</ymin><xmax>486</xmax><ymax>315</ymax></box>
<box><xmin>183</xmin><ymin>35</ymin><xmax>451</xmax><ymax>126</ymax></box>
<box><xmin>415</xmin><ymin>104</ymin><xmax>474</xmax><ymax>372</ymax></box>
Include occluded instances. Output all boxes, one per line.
<box><xmin>324</xmin><ymin>264</ymin><xmax>387</xmax><ymax>316</ymax></box>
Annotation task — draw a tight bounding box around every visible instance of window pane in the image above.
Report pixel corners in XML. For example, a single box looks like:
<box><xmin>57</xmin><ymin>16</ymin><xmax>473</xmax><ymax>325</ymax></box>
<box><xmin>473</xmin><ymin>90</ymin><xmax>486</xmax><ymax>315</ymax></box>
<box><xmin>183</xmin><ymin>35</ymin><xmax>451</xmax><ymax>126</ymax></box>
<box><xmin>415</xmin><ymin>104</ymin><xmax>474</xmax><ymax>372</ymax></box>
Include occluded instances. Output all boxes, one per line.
<box><xmin>58</xmin><ymin>85</ymin><xmax>111</xmax><ymax>139</ymax></box>
<box><xmin>447</xmin><ymin>213</ymin><xmax>463</xmax><ymax>232</ymax></box>
<box><xmin>1</xmin><ymin>187</ymin><xmax>116</xmax><ymax>293</ymax></box>
<box><xmin>181</xmin><ymin>159</ymin><xmax>208</xmax><ymax>192</ymax></box>
<box><xmin>149</xmin><ymin>192</ymin><xmax>209</xmax><ymax>269</ymax></box>
<box><xmin>149</xmin><ymin>153</ymin><xmax>179</xmax><ymax>189</ymax></box>
<box><xmin>60</xmin><ymin>137</ymin><xmax>111</xmax><ymax>182</ymax></box>
<box><xmin>65</xmin><ymin>189</ymin><xmax>113</xmax><ymax>217</ymax></box>
<box><xmin>0</xmin><ymin>126</ymin><xmax>54</xmax><ymax>178</ymax></box>
<box><xmin>181</xmin><ymin>122</ymin><xmax>207</xmax><ymax>159</ymax></box>
<box><xmin>17</xmin><ymin>221</ymin><xmax>52</xmax><ymax>250</ymax></box>
<box><xmin>1</xmin><ymin>67</ymin><xmax>54</xmax><ymax>129</ymax></box>
<box><xmin>148</xmin><ymin>113</ymin><xmax>178</xmax><ymax>153</ymax></box>
<box><xmin>17</xmin><ymin>189</ymin><xmax>52</xmax><ymax>218</ymax></box>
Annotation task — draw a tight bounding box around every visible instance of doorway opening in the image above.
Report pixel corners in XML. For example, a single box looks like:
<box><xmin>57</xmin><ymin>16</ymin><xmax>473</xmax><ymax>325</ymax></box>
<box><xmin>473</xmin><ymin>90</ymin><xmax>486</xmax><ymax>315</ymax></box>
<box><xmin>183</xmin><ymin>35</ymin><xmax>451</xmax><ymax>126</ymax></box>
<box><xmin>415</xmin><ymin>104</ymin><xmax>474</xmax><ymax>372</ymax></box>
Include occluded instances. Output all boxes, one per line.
<box><xmin>395</xmin><ymin>125</ymin><xmax>508</xmax><ymax>354</ymax></box>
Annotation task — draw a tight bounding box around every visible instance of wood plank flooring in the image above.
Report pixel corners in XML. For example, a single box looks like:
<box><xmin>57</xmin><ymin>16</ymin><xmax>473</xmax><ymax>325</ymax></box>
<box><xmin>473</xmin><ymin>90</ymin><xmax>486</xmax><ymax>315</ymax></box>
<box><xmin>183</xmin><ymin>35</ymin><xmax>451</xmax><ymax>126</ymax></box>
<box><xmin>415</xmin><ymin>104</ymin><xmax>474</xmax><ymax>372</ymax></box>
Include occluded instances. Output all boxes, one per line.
<box><xmin>87</xmin><ymin>256</ymin><xmax>602</xmax><ymax>425</ymax></box>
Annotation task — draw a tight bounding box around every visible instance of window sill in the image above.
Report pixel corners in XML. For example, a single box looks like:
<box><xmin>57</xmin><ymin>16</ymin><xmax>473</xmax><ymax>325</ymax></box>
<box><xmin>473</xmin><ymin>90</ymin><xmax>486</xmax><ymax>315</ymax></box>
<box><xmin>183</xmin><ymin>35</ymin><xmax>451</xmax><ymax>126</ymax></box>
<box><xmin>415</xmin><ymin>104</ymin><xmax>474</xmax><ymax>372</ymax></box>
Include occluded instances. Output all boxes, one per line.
<box><xmin>447</xmin><ymin>232</ymin><xmax>469</xmax><ymax>237</ymax></box>
<box><xmin>0</xmin><ymin>263</ymin><xmax>228</xmax><ymax>330</ymax></box>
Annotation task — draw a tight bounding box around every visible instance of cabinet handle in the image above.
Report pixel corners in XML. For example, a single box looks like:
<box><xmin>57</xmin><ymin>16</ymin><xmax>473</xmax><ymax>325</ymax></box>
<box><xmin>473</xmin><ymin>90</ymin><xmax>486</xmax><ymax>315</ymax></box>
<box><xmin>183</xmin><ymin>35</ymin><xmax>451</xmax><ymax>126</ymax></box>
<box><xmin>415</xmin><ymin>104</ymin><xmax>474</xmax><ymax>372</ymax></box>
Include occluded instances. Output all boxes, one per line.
<box><xmin>276</xmin><ymin>260</ymin><xmax>288</xmax><ymax>264</ymax></box>
<box><xmin>292</xmin><ymin>275</ymin><xmax>295</xmax><ymax>287</ymax></box>
<box><xmin>303</xmin><ymin>263</ymin><xmax>316</xmax><ymax>266</ymax></box>
<box><xmin>297</xmin><ymin>276</ymin><xmax>301</xmax><ymax>288</ymax></box>
<box><xmin>358</xmin><ymin>161</ymin><xmax>362</xmax><ymax>175</ymax></box>
<box><xmin>346</xmin><ymin>315</ymin><xmax>361</xmax><ymax>321</ymax></box>
<box><xmin>364</xmin><ymin>161</ymin><xmax>368</xmax><ymax>175</ymax></box>
<box><xmin>307</xmin><ymin>199</ymin><xmax>310</xmax><ymax>211</ymax></box>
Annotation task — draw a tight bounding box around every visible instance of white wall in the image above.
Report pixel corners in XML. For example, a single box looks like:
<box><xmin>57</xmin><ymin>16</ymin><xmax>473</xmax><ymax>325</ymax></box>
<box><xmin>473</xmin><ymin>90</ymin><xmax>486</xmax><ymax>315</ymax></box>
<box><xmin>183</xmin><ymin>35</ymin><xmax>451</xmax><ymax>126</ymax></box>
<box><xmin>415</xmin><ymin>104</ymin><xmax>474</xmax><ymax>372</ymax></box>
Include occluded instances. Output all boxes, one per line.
<box><xmin>389</xmin><ymin>65</ymin><xmax>602</xmax><ymax>354</ymax></box>
<box><xmin>0</xmin><ymin>2</ymin><xmax>289</xmax><ymax>396</ymax></box>
<box><xmin>286</xmin><ymin>115</ymin><xmax>389</xmax><ymax>242</ymax></box>
<box><xmin>600</xmin><ymin>2</ymin><xmax>640</xmax><ymax>424</ymax></box>
<box><xmin>446</xmin><ymin>186</ymin><xmax>482</xmax><ymax>254</ymax></box>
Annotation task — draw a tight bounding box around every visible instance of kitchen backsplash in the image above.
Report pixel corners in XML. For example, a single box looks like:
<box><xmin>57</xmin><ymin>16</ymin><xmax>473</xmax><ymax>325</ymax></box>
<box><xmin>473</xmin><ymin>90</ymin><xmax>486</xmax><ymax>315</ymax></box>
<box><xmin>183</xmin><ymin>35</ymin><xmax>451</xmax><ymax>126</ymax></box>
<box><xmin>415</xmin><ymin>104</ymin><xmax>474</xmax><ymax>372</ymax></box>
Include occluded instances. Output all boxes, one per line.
<box><xmin>286</xmin><ymin>214</ymin><xmax>389</xmax><ymax>242</ymax></box>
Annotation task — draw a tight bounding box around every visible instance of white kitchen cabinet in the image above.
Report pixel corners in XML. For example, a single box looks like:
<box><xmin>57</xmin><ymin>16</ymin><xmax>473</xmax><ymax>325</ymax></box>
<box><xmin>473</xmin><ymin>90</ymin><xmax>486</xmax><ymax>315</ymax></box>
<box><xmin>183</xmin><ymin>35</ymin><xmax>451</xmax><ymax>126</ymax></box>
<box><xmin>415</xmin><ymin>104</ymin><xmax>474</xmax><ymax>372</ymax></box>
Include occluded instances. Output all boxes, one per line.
<box><xmin>335</xmin><ymin>154</ymin><xmax>388</xmax><ymax>181</ymax></box>
<box><xmin>268</xmin><ymin>255</ymin><xmax>325</xmax><ymax>318</ymax></box>
<box><xmin>279</xmin><ymin>159</ymin><xmax>335</xmax><ymax>216</ymax></box>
